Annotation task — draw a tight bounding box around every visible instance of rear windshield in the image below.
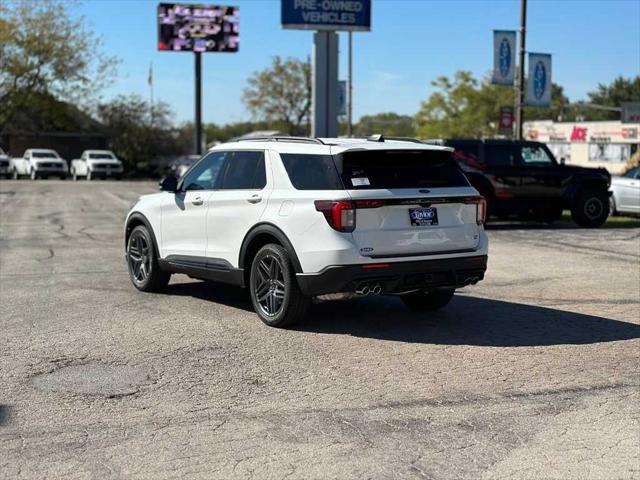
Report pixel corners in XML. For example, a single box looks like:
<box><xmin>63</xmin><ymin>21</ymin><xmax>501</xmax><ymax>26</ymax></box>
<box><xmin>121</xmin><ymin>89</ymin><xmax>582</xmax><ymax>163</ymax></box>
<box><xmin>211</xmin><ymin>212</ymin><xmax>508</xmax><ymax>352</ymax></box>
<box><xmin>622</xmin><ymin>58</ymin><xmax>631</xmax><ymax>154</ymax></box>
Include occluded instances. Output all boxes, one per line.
<box><xmin>89</xmin><ymin>153</ymin><xmax>114</xmax><ymax>159</ymax></box>
<box><xmin>339</xmin><ymin>150</ymin><xmax>469</xmax><ymax>189</ymax></box>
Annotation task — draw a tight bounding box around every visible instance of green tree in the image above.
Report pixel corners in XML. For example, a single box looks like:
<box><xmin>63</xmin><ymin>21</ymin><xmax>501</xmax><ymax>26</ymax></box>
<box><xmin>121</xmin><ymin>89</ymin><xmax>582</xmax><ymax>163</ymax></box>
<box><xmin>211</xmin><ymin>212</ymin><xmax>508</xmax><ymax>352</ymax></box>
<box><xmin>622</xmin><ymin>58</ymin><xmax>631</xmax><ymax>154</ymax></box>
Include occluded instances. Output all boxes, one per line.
<box><xmin>581</xmin><ymin>76</ymin><xmax>640</xmax><ymax>120</ymax></box>
<box><xmin>353</xmin><ymin>112</ymin><xmax>416</xmax><ymax>137</ymax></box>
<box><xmin>415</xmin><ymin>71</ymin><xmax>569</xmax><ymax>138</ymax></box>
<box><xmin>98</xmin><ymin>95</ymin><xmax>185</xmax><ymax>175</ymax></box>
<box><xmin>0</xmin><ymin>0</ymin><xmax>118</xmax><ymax>131</ymax></box>
<box><xmin>243</xmin><ymin>56</ymin><xmax>311</xmax><ymax>135</ymax></box>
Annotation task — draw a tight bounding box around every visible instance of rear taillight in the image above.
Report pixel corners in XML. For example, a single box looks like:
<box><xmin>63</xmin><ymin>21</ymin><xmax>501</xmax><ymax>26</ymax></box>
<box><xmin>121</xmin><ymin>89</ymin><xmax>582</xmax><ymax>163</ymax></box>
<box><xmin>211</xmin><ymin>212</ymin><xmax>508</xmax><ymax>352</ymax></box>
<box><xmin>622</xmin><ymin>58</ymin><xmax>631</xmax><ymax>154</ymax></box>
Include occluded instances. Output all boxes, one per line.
<box><xmin>314</xmin><ymin>200</ymin><xmax>356</xmax><ymax>232</ymax></box>
<box><xmin>464</xmin><ymin>197</ymin><xmax>487</xmax><ymax>225</ymax></box>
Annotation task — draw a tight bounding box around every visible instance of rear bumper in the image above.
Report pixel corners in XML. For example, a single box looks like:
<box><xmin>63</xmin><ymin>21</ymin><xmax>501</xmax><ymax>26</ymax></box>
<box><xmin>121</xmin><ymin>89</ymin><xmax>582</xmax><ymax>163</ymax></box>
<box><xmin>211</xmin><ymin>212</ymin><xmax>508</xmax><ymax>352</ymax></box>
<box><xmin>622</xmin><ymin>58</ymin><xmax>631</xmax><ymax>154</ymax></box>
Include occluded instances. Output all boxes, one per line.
<box><xmin>296</xmin><ymin>255</ymin><xmax>488</xmax><ymax>296</ymax></box>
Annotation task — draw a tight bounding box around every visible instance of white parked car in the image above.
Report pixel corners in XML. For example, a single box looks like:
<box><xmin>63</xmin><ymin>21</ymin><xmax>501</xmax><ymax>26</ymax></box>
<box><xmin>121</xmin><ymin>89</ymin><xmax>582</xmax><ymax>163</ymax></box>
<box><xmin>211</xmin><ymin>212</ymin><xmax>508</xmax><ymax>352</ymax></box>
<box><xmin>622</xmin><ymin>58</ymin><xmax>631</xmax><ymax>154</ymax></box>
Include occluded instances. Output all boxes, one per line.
<box><xmin>71</xmin><ymin>150</ymin><xmax>124</xmax><ymax>180</ymax></box>
<box><xmin>0</xmin><ymin>148</ymin><xmax>10</xmax><ymax>178</ymax></box>
<box><xmin>124</xmin><ymin>136</ymin><xmax>489</xmax><ymax>327</ymax></box>
<box><xmin>11</xmin><ymin>149</ymin><xmax>68</xmax><ymax>180</ymax></box>
<box><xmin>610</xmin><ymin>166</ymin><xmax>640</xmax><ymax>215</ymax></box>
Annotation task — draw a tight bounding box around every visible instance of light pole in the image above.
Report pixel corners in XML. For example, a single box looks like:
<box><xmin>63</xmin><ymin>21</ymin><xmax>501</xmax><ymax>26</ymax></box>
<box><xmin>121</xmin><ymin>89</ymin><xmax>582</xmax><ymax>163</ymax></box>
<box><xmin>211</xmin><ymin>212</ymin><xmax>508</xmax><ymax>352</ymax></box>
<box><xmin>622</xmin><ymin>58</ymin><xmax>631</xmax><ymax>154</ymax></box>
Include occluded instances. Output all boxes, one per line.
<box><xmin>515</xmin><ymin>0</ymin><xmax>527</xmax><ymax>140</ymax></box>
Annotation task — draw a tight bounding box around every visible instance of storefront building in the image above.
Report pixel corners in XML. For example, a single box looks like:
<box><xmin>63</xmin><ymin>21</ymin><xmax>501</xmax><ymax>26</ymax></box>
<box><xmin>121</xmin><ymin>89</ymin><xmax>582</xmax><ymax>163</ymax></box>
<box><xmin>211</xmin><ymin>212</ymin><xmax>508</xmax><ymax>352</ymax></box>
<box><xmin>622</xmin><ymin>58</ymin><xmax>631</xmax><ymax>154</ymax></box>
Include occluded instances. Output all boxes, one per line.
<box><xmin>524</xmin><ymin>120</ymin><xmax>640</xmax><ymax>174</ymax></box>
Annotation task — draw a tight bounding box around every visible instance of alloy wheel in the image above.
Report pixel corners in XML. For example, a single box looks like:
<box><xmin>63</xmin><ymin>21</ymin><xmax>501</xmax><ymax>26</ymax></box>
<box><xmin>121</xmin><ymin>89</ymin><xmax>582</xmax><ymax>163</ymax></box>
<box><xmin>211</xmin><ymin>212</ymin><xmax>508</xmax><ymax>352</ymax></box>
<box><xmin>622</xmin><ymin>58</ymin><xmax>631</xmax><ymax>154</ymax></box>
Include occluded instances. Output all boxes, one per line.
<box><xmin>253</xmin><ymin>254</ymin><xmax>286</xmax><ymax>317</ymax></box>
<box><xmin>128</xmin><ymin>232</ymin><xmax>151</xmax><ymax>285</ymax></box>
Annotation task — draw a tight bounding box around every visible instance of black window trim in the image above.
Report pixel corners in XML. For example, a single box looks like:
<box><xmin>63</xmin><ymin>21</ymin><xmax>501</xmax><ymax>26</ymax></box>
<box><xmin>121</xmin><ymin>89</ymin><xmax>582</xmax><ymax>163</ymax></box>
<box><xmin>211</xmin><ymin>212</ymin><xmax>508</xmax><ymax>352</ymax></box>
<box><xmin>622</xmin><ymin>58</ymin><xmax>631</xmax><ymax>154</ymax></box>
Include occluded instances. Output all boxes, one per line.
<box><xmin>178</xmin><ymin>149</ymin><xmax>267</xmax><ymax>192</ymax></box>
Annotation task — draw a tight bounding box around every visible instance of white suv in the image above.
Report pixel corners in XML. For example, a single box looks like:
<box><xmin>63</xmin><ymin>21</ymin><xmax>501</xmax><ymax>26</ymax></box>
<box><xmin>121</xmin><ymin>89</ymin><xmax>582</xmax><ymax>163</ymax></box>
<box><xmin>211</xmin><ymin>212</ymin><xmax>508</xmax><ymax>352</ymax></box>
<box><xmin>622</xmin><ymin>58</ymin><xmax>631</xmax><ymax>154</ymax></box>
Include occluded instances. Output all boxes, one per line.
<box><xmin>124</xmin><ymin>136</ymin><xmax>488</xmax><ymax>327</ymax></box>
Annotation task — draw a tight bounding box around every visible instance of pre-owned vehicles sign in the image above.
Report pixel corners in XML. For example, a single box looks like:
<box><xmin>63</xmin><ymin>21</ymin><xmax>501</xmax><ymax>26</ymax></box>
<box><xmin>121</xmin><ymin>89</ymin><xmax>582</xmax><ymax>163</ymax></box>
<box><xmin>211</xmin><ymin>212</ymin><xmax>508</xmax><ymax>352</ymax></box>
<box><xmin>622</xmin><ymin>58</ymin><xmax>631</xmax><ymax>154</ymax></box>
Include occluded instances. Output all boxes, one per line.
<box><xmin>281</xmin><ymin>0</ymin><xmax>371</xmax><ymax>31</ymax></box>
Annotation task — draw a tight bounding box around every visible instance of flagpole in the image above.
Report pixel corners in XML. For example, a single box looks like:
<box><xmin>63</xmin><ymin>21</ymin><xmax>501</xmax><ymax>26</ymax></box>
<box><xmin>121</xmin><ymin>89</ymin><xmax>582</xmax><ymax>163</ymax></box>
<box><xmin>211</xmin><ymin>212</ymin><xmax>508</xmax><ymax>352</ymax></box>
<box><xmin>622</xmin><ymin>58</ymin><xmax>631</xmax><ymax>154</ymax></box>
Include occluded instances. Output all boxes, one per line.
<box><xmin>149</xmin><ymin>62</ymin><xmax>154</xmax><ymax>126</ymax></box>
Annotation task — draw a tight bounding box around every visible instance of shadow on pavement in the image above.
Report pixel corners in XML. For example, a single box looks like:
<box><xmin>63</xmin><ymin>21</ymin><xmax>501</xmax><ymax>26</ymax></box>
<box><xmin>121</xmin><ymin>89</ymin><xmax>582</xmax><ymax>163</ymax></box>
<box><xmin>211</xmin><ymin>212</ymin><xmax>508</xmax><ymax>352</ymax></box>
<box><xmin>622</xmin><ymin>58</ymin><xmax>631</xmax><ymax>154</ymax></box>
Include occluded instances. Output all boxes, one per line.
<box><xmin>165</xmin><ymin>280</ymin><xmax>253</xmax><ymax>312</ymax></box>
<box><xmin>299</xmin><ymin>295</ymin><xmax>640</xmax><ymax>347</ymax></box>
<box><xmin>163</xmin><ymin>281</ymin><xmax>640</xmax><ymax>348</ymax></box>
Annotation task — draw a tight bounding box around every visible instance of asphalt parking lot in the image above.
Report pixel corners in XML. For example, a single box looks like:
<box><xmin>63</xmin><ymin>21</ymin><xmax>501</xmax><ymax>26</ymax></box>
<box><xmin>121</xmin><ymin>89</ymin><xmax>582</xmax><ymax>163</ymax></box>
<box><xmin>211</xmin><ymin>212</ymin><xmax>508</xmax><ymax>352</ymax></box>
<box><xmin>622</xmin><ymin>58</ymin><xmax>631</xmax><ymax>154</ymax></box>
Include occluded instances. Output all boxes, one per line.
<box><xmin>1</xmin><ymin>180</ymin><xmax>639</xmax><ymax>480</ymax></box>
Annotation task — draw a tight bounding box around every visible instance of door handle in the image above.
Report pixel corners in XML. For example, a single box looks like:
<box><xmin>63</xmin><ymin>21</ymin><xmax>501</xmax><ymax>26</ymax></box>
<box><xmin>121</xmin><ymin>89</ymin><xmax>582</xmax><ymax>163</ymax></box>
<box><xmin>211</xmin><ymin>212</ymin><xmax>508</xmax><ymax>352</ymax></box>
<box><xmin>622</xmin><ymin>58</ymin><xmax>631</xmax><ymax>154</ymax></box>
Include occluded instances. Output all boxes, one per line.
<box><xmin>191</xmin><ymin>196</ymin><xmax>204</xmax><ymax>206</ymax></box>
<box><xmin>247</xmin><ymin>194</ymin><xmax>262</xmax><ymax>204</ymax></box>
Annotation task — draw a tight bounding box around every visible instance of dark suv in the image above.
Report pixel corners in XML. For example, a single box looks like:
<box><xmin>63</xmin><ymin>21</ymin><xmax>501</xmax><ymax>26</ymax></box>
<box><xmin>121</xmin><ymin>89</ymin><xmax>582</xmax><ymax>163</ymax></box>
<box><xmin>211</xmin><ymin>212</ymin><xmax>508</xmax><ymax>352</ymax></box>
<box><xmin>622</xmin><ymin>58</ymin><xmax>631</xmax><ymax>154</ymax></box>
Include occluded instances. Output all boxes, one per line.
<box><xmin>429</xmin><ymin>139</ymin><xmax>612</xmax><ymax>227</ymax></box>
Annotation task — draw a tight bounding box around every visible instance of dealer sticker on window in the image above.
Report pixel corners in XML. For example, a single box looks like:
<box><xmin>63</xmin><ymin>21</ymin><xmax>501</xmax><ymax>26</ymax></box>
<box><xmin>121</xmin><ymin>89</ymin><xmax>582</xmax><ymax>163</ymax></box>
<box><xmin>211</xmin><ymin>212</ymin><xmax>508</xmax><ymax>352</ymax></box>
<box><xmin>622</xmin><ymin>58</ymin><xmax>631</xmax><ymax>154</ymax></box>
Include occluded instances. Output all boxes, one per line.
<box><xmin>351</xmin><ymin>177</ymin><xmax>370</xmax><ymax>187</ymax></box>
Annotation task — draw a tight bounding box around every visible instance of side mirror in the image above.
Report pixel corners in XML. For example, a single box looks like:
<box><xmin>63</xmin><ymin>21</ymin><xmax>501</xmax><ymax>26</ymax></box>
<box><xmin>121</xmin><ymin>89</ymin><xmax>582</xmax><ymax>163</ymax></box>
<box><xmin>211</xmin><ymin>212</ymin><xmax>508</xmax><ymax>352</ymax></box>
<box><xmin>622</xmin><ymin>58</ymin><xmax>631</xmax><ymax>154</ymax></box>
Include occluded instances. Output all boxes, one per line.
<box><xmin>560</xmin><ymin>157</ymin><xmax>566</xmax><ymax>166</ymax></box>
<box><xmin>159</xmin><ymin>175</ymin><xmax>178</xmax><ymax>192</ymax></box>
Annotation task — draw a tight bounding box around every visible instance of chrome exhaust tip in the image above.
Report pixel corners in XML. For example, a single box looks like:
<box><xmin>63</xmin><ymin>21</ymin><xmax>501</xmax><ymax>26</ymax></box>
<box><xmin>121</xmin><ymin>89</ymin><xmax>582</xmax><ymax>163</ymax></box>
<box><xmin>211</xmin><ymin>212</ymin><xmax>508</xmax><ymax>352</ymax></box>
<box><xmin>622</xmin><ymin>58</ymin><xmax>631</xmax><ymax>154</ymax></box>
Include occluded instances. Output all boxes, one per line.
<box><xmin>355</xmin><ymin>284</ymin><xmax>371</xmax><ymax>296</ymax></box>
<box><xmin>371</xmin><ymin>284</ymin><xmax>382</xmax><ymax>295</ymax></box>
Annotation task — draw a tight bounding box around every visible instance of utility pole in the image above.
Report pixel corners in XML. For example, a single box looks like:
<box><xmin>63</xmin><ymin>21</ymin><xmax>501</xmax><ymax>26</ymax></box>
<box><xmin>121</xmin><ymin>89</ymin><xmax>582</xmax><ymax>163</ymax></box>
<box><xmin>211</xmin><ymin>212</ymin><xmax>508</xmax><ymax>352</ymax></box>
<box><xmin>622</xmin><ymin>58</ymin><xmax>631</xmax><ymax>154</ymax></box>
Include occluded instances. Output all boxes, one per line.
<box><xmin>347</xmin><ymin>31</ymin><xmax>353</xmax><ymax>137</ymax></box>
<box><xmin>194</xmin><ymin>52</ymin><xmax>202</xmax><ymax>155</ymax></box>
<box><xmin>515</xmin><ymin>0</ymin><xmax>527</xmax><ymax>140</ymax></box>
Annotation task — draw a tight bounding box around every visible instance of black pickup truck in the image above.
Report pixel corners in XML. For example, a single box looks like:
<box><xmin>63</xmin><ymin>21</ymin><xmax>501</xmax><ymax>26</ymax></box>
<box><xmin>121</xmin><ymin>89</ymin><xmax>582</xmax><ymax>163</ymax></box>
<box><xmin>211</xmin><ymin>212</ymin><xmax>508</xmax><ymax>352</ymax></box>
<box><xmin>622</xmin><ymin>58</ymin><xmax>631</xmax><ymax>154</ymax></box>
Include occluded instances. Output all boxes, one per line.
<box><xmin>429</xmin><ymin>139</ymin><xmax>612</xmax><ymax>227</ymax></box>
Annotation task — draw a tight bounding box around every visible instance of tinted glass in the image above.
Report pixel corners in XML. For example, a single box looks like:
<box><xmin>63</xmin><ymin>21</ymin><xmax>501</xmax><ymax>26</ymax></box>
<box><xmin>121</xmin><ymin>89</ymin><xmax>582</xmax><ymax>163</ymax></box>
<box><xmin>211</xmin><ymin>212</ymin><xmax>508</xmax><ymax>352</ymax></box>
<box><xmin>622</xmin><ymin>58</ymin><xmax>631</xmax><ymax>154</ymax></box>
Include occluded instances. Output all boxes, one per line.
<box><xmin>281</xmin><ymin>154</ymin><xmax>343</xmax><ymax>190</ymax></box>
<box><xmin>181</xmin><ymin>151</ymin><xmax>228</xmax><ymax>191</ymax></box>
<box><xmin>89</xmin><ymin>153</ymin><xmax>115</xmax><ymax>159</ymax></box>
<box><xmin>218</xmin><ymin>151</ymin><xmax>266</xmax><ymax>190</ymax></box>
<box><xmin>484</xmin><ymin>144</ymin><xmax>515</xmax><ymax>167</ymax></box>
<box><xmin>340</xmin><ymin>150</ymin><xmax>469</xmax><ymax>189</ymax></box>
<box><xmin>519</xmin><ymin>145</ymin><xmax>555</xmax><ymax>166</ymax></box>
<box><xmin>448</xmin><ymin>142</ymin><xmax>483</xmax><ymax>167</ymax></box>
<box><xmin>32</xmin><ymin>152</ymin><xmax>57</xmax><ymax>158</ymax></box>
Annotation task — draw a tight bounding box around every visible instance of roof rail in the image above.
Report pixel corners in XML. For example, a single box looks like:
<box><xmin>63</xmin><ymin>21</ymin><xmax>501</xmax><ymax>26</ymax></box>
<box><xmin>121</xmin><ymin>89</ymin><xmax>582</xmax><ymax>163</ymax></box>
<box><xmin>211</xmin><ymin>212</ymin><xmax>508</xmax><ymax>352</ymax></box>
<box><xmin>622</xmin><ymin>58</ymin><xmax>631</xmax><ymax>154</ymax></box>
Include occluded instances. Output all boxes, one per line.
<box><xmin>237</xmin><ymin>136</ymin><xmax>325</xmax><ymax>145</ymax></box>
<box><xmin>365</xmin><ymin>134</ymin><xmax>424</xmax><ymax>144</ymax></box>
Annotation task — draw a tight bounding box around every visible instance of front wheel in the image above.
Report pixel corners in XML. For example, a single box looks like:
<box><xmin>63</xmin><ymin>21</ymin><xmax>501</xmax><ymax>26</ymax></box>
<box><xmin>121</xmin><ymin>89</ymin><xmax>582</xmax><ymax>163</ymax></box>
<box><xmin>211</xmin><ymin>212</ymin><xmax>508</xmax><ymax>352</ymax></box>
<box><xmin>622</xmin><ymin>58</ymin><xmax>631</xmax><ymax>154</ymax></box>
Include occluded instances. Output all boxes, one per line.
<box><xmin>571</xmin><ymin>189</ymin><xmax>609</xmax><ymax>227</ymax></box>
<box><xmin>401</xmin><ymin>289</ymin><xmax>455</xmax><ymax>312</ymax></box>
<box><xmin>249</xmin><ymin>244</ymin><xmax>310</xmax><ymax>328</ymax></box>
<box><xmin>126</xmin><ymin>225</ymin><xmax>170</xmax><ymax>292</ymax></box>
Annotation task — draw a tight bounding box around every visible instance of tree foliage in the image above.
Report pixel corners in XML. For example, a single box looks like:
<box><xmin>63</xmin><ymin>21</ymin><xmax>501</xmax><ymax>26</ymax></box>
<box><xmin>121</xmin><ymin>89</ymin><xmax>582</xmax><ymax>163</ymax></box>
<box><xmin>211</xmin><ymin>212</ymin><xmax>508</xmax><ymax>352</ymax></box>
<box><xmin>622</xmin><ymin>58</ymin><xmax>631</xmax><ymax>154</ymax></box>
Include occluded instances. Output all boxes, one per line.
<box><xmin>415</xmin><ymin>71</ymin><xmax>570</xmax><ymax>138</ymax></box>
<box><xmin>582</xmin><ymin>76</ymin><xmax>640</xmax><ymax>120</ymax></box>
<box><xmin>243</xmin><ymin>56</ymin><xmax>311</xmax><ymax>135</ymax></box>
<box><xmin>98</xmin><ymin>95</ymin><xmax>184</xmax><ymax>174</ymax></box>
<box><xmin>352</xmin><ymin>112</ymin><xmax>416</xmax><ymax>137</ymax></box>
<box><xmin>0</xmin><ymin>0</ymin><xmax>118</xmax><ymax>131</ymax></box>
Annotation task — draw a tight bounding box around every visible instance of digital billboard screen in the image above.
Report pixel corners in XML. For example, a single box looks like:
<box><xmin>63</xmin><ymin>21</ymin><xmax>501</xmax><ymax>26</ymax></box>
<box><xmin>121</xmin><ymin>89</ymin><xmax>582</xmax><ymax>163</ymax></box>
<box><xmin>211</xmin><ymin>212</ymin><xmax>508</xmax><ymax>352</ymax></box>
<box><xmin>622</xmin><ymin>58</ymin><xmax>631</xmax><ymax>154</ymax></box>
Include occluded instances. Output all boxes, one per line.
<box><xmin>158</xmin><ymin>3</ymin><xmax>239</xmax><ymax>52</ymax></box>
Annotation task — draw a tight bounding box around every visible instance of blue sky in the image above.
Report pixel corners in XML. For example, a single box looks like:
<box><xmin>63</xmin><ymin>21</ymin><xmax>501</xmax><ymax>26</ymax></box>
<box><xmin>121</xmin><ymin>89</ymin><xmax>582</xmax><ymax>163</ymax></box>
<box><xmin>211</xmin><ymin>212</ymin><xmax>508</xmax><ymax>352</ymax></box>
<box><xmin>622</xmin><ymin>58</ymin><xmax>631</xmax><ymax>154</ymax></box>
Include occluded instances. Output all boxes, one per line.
<box><xmin>79</xmin><ymin>0</ymin><xmax>640</xmax><ymax>125</ymax></box>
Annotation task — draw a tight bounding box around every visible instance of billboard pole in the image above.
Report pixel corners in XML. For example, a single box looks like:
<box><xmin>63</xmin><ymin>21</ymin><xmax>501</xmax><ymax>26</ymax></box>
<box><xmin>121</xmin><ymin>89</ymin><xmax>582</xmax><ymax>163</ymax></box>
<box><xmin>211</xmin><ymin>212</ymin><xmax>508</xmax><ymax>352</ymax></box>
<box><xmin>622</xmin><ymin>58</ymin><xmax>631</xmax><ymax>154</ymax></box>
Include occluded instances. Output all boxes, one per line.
<box><xmin>515</xmin><ymin>0</ymin><xmax>527</xmax><ymax>140</ymax></box>
<box><xmin>347</xmin><ymin>31</ymin><xmax>353</xmax><ymax>137</ymax></box>
<box><xmin>194</xmin><ymin>51</ymin><xmax>202</xmax><ymax>155</ymax></box>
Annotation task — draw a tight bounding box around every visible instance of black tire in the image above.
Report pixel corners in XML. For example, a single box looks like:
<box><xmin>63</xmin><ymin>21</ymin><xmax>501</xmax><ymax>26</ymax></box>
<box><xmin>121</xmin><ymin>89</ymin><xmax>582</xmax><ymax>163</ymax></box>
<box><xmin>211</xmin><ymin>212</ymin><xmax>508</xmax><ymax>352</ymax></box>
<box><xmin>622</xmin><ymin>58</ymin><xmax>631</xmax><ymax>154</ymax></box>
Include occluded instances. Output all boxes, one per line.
<box><xmin>401</xmin><ymin>289</ymin><xmax>455</xmax><ymax>312</ymax></box>
<box><xmin>249</xmin><ymin>243</ymin><xmax>310</xmax><ymax>328</ymax></box>
<box><xmin>126</xmin><ymin>225</ymin><xmax>170</xmax><ymax>292</ymax></box>
<box><xmin>571</xmin><ymin>188</ymin><xmax>609</xmax><ymax>228</ymax></box>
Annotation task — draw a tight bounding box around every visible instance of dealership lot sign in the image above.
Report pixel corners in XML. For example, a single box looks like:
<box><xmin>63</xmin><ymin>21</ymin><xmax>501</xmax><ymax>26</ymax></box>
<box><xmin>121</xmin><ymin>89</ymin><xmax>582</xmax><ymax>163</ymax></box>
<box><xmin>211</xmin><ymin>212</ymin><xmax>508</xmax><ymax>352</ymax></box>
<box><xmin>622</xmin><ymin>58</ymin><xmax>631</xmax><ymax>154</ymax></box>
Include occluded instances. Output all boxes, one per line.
<box><xmin>281</xmin><ymin>0</ymin><xmax>371</xmax><ymax>31</ymax></box>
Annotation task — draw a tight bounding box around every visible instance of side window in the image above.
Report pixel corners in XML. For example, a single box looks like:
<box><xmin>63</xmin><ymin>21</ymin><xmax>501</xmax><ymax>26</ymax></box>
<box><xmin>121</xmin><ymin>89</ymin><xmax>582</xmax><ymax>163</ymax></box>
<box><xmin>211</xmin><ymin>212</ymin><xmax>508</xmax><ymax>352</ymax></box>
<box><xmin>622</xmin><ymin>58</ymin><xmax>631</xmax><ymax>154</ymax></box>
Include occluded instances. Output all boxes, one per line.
<box><xmin>519</xmin><ymin>145</ymin><xmax>555</xmax><ymax>166</ymax></box>
<box><xmin>218</xmin><ymin>151</ymin><xmax>266</xmax><ymax>190</ymax></box>
<box><xmin>181</xmin><ymin>151</ymin><xmax>228</xmax><ymax>191</ymax></box>
<box><xmin>280</xmin><ymin>153</ymin><xmax>343</xmax><ymax>190</ymax></box>
<box><xmin>484</xmin><ymin>144</ymin><xmax>515</xmax><ymax>167</ymax></box>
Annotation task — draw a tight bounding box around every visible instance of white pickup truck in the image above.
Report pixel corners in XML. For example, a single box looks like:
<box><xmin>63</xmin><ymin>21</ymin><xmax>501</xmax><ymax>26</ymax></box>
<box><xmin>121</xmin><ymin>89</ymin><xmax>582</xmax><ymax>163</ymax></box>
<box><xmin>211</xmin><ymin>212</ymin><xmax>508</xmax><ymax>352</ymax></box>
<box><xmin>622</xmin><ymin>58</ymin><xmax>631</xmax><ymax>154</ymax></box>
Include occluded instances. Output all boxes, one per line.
<box><xmin>71</xmin><ymin>150</ymin><xmax>124</xmax><ymax>180</ymax></box>
<box><xmin>0</xmin><ymin>148</ymin><xmax>10</xmax><ymax>178</ymax></box>
<box><xmin>11</xmin><ymin>149</ymin><xmax>68</xmax><ymax>180</ymax></box>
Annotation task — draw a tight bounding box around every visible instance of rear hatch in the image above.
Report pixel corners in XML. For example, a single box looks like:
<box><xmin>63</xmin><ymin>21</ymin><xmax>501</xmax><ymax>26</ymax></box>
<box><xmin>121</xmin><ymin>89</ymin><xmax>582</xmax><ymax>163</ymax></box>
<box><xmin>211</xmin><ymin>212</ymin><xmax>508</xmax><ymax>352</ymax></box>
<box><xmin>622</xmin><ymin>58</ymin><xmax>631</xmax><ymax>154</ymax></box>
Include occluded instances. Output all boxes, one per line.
<box><xmin>337</xmin><ymin>149</ymin><xmax>483</xmax><ymax>258</ymax></box>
